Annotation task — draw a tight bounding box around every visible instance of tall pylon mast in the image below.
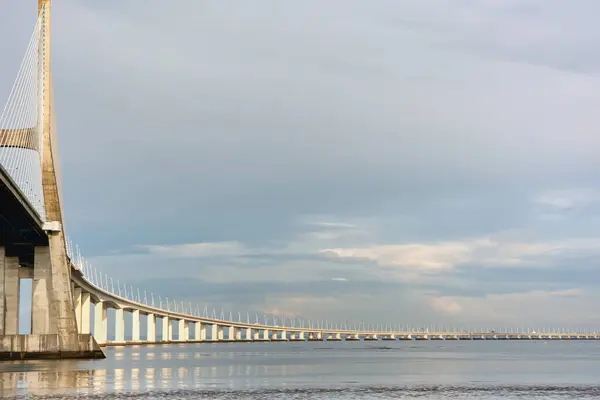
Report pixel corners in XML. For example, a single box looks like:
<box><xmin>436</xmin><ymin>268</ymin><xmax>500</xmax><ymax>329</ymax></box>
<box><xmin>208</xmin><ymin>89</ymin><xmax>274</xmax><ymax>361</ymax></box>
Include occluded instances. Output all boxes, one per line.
<box><xmin>38</xmin><ymin>0</ymin><xmax>63</xmax><ymax>226</ymax></box>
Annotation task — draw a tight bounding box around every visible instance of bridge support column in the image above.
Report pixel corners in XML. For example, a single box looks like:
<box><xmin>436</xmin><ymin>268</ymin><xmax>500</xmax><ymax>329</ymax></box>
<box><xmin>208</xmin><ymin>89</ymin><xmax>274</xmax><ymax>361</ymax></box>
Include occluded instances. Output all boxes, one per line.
<box><xmin>80</xmin><ymin>293</ymin><xmax>91</xmax><ymax>334</ymax></box>
<box><xmin>32</xmin><ymin>247</ymin><xmax>55</xmax><ymax>334</ymax></box>
<box><xmin>93</xmin><ymin>302</ymin><xmax>106</xmax><ymax>344</ymax></box>
<box><xmin>194</xmin><ymin>322</ymin><xmax>201</xmax><ymax>341</ymax></box>
<box><xmin>217</xmin><ymin>325</ymin><xmax>224</xmax><ymax>341</ymax></box>
<box><xmin>0</xmin><ymin>248</ymin><xmax>4</xmax><ymax>335</ymax></box>
<box><xmin>4</xmin><ymin>257</ymin><xmax>19</xmax><ymax>335</ymax></box>
<box><xmin>253</xmin><ymin>329</ymin><xmax>260</xmax><ymax>341</ymax></box>
<box><xmin>73</xmin><ymin>288</ymin><xmax>82</xmax><ymax>333</ymax></box>
<box><xmin>299</xmin><ymin>331</ymin><xmax>305</xmax><ymax>340</ymax></box>
<box><xmin>235</xmin><ymin>327</ymin><xmax>242</xmax><ymax>340</ymax></box>
<box><xmin>227</xmin><ymin>326</ymin><xmax>234</xmax><ymax>341</ymax></box>
<box><xmin>246</xmin><ymin>327</ymin><xmax>252</xmax><ymax>341</ymax></box>
<box><xmin>263</xmin><ymin>329</ymin><xmax>269</xmax><ymax>341</ymax></box>
<box><xmin>178</xmin><ymin>320</ymin><xmax>187</xmax><ymax>341</ymax></box>
<box><xmin>281</xmin><ymin>330</ymin><xmax>287</xmax><ymax>341</ymax></box>
<box><xmin>147</xmin><ymin>314</ymin><xmax>156</xmax><ymax>342</ymax></box>
<box><xmin>131</xmin><ymin>310</ymin><xmax>140</xmax><ymax>342</ymax></box>
<box><xmin>161</xmin><ymin>316</ymin><xmax>170</xmax><ymax>341</ymax></box>
<box><xmin>200</xmin><ymin>323</ymin><xmax>207</xmax><ymax>341</ymax></box>
<box><xmin>211</xmin><ymin>324</ymin><xmax>218</xmax><ymax>341</ymax></box>
<box><xmin>114</xmin><ymin>308</ymin><xmax>125</xmax><ymax>343</ymax></box>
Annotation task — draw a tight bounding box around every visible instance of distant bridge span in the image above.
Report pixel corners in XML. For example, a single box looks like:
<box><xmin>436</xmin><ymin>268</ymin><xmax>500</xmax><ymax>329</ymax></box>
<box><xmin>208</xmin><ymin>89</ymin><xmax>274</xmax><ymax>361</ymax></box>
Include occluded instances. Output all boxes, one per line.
<box><xmin>68</xmin><ymin>264</ymin><xmax>600</xmax><ymax>346</ymax></box>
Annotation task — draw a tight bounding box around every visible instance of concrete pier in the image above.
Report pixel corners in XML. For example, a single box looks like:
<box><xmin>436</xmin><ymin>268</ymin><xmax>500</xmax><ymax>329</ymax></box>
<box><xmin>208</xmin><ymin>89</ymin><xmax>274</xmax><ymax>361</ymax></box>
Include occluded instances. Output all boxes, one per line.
<box><xmin>114</xmin><ymin>309</ymin><xmax>125</xmax><ymax>344</ymax></box>
<box><xmin>0</xmin><ymin>334</ymin><xmax>104</xmax><ymax>360</ymax></box>
<box><xmin>0</xmin><ymin>249</ymin><xmax>5</xmax><ymax>335</ymax></box>
<box><xmin>94</xmin><ymin>302</ymin><xmax>106</xmax><ymax>344</ymax></box>
<box><xmin>80</xmin><ymin>293</ymin><xmax>91</xmax><ymax>334</ymax></box>
<box><xmin>4</xmin><ymin>257</ymin><xmax>19</xmax><ymax>335</ymax></box>
<box><xmin>131</xmin><ymin>310</ymin><xmax>140</xmax><ymax>342</ymax></box>
<box><xmin>147</xmin><ymin>314</ymin><xmax>156</xmax><ymax>342</ymax></box>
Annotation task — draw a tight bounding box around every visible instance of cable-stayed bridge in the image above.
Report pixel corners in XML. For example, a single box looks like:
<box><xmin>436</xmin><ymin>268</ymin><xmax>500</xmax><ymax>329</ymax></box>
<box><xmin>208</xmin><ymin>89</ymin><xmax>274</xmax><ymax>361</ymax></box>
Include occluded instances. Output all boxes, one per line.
<box><xmin>0</xmin><ymin>1</ymin><xmax>598</xmax><ymax>360</ymax></box>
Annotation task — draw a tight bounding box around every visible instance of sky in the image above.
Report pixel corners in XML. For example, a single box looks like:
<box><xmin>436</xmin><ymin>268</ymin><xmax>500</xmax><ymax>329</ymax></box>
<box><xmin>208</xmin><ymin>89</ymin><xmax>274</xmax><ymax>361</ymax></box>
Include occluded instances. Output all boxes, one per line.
<box><xmin>2</xmin><ymin>0</ymin><xmax>600</xmax><ymax>331</ymax></box>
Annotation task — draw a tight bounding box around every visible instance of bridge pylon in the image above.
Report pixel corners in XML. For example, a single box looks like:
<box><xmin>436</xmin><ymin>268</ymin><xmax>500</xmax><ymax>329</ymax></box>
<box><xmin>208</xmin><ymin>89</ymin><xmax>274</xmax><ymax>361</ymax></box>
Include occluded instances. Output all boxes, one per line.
<box><xmin>0</xmin><ymin>0</ymin><xmax>103</xmax><ymax>359</ymax></box>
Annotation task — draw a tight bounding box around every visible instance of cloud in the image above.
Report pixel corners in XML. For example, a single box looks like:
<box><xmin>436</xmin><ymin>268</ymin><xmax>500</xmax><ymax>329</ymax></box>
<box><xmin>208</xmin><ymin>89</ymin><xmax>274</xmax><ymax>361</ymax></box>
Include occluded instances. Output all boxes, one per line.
<box><xmin>533</xmin><ymin>188</ymin><xmax>600</xmax><ymax>221</ymax></box>
<box><xmin>135</xmin><ymin>241</ymin><xmax>246</xmax><ymax>258</ymax></box>
<box><xmin>534</xmin><ymin>189</ymin><xmax>600</xmax><ymax>210</ymax></box>
<box><xmin>321</xmin><ymin>236</ymin><xmax>600</xmax><ymax>274</ymax></box>
<box><xmin>429</xmin><ymin>288</ymin><xmax>592</xmax><ymax>327</ymax></box>
<box><xmin>429</xmin><ymin>297</ymin><xmax>462</xmax><ymax>315</ymax></box>
<box><xmin>308</xmin><ymin>221</ymin><xmax>358</xmax><ymax>229</ymax></box>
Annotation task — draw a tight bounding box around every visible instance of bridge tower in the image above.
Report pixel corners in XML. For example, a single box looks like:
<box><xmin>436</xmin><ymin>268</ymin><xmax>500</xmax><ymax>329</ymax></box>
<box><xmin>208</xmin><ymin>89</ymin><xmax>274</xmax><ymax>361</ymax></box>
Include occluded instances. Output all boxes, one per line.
<box><xmin>0</xmin><ymin>0</ymin><xmax>102</xmax><ymax>359</ymax></box>
<box><xmin>32</xmin><ymin>0</ymin><xmax>77</xmax><ymax>343</ymax></box>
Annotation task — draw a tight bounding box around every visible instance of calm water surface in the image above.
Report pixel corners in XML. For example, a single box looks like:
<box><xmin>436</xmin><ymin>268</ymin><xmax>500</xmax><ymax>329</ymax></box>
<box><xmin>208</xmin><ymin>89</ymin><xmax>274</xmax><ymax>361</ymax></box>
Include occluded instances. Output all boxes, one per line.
<box><xmin>1</xmin><ymin>341</ymin><xmax>600</xmax><ymax>399</ymax></box>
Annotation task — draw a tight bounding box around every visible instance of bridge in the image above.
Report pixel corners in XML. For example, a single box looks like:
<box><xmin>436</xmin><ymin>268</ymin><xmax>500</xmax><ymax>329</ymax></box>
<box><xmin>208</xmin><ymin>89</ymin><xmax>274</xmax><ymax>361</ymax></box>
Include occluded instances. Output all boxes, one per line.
<box><xmin>0</xmin><ymin>1</ymin><xmax>598</xmax><ymax>360</ymax></box>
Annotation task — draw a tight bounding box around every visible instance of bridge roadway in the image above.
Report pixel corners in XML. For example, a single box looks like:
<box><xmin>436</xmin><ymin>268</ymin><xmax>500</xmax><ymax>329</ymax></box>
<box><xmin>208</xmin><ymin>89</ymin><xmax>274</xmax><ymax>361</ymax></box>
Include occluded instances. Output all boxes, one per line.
<box><xmin>69</xmin><ymin>266</ymin><xmax>600</xmax><ymax>346</ymax></box>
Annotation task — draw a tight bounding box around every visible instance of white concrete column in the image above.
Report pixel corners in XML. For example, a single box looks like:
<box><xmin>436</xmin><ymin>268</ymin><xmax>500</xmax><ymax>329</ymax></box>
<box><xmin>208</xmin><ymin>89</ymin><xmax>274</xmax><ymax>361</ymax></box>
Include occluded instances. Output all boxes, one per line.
<box><xmin>168</xmin><ymin>318</ymin><xmax>173</xmax><ymax>341</ymax></box>
<box><xmin>147</xmin><ymin>314</ymin><xmax>156</xmax><ymax>342</ymax></box>
<box><xmin>263</xmin><ymin>329</ymin><xmax>270</xmax><ymax>340</ymax></box>
<box><xmin>93</xmin><ymin>302</ymin><xmax>106</xmax><ymax>344</ymax></box>
<box><xmin>194</xmin><ymin>321</ymin><xmax>201</xmax><ymax>340</ymax></box>
<box><xmin>228</xmin><ymin>326</ymin><xmax>235</xmax><ymax>341</ymax></box>
<box><xmin>4</xmin><ymin>257</ymin><xmax>19</xmax><ymax>335</ymax></box>
<box><xmin>281</xmin><ymin>330</ymin><xmax>287</xmax><ymax>340</ymax></box>
<box><xmin>80</xmin><ymin>293</ymin><xmax>91</xmax><ymax>334</ymax></box>
<box><xmin>73</xmin><ymin>287</ymin><xmax>82</xmax><ymax>333</ymax></box>
<box><xmin>4</xmin><ymin>257</ymin><xmax>21</xmax><ymax>335</ymax></box>
<box><xmin>246</xmin><ymin>327</ymin><xmax>252</xmax><ymax>340</ymax></box>
<box><xmin>178</xmin><ymin>319</ymin><xmax>187</xmax><ymax>341</ymax></box>
<box><xmin>0</xmin><ymin>248</ymin><xmax>5</xmax><ymax>335</ymax></box>
<box><xmin>132</xmin><ymin>309</ymin><xmax>140</xmax><ymax>341</ymax></box>
<box><xmin>114</xmin><ymin>308</ymin><xmax>125</xmax><ymax>343</ymax></box>
<box><xmin>317</xmin><ymin>331</ymin><xmax>322</xmax><ymax>340</ymax></box>
<box><xmin>211</xmin><ymin>324</ymin><xmax>218</xmax><ymax>341</ymax></box>
<box><xmin>32</xmin><ymin>247</ymin><xmax>55</xmax><ymax>334</ymax></box>
<box><xmin>162</xmin><ymin>316</ymin><xmax>170</xmax><ymax>341</ymax></box>
<box><xmin>299</xmin><ymin>331</ymin><xmax>305</xmax><ymax>340</ymax></box>
<box><xmin>253</xmin><ymin>329</ymin><xmax>260</xmax><ymax>340</ymax></box>
<box><xmin>217</xmin><ymin>325</ymin><xmax>224</xmax><ymax>340</ymax></box>
<box><xmin>200</xmin><ymin>323</ymin><xmax>207</xmax><ymax>340</ymax></box>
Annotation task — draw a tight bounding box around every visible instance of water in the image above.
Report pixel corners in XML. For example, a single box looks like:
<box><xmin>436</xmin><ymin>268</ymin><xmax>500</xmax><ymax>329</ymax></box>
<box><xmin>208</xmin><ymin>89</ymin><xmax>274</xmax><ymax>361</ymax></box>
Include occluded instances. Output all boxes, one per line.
<box><xmin>1</xmin><ymin>341</ymin><xmax>600</xmax><ymax>398</ymax></box>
